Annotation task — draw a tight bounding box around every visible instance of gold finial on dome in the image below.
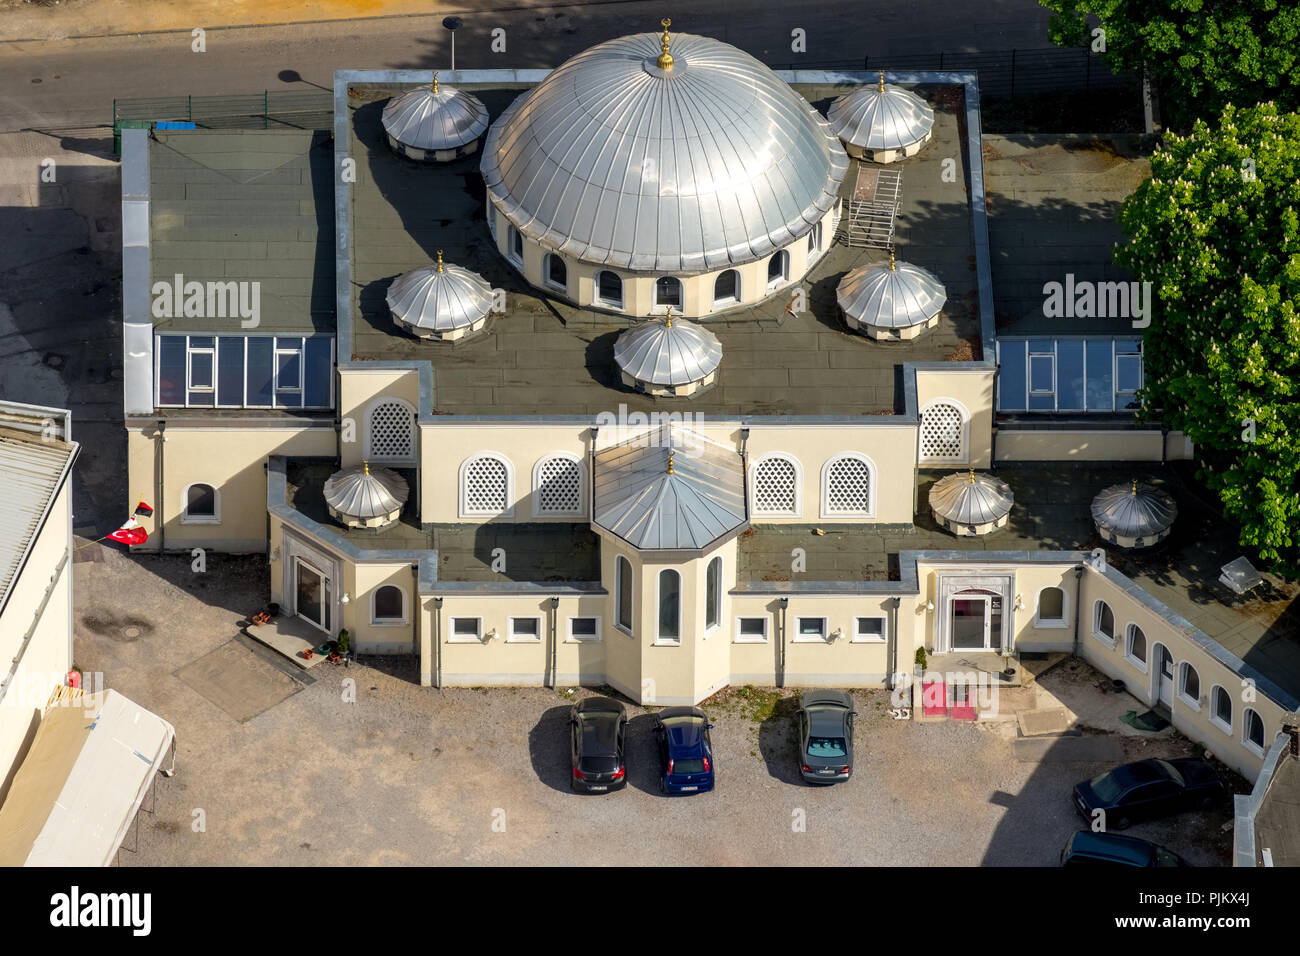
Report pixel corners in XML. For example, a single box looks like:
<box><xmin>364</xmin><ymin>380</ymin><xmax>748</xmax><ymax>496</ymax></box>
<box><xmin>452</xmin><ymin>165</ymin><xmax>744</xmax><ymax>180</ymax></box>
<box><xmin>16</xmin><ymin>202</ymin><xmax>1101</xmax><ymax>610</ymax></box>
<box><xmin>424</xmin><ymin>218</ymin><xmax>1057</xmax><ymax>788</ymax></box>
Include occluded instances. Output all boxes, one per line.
<box><xmin>666</xmin><ymin>450</ymin><xmax>676</xmax><ymax>475</ymax></box>
<box><xmin>436</xmin><ymin>249</ymin><xmax>444</xmax><ymax>273</ymax></box>
<box><xmin>363</xmin><ymin>460</ymin><xmax>371</xmax><ymax>476</ymax></box>
<box><xmin>888</xmin><ymin>248</ymin><xmax>896</xmax><ymax>271</ymax></box>
<box><xmin>432</xmin><ymin>72</ymin><xmax>439</xmax><ymax>94</ymax></box>
<box><xmin>879</xmin><ymin>70</ymin><xmax>886</xmax><ymax>93</ymax></box>
<box><xmin>664</xmin><ymin>310</ymin><xmax>674</xmax><ymax>328</ymax></box>
<box><xmin>968</xmin><ymin>468</ymin><xmax>976</xmax><ymax>484</ymax></box>
<box><xmin>657</xmin><ymin>18</ymin><xmax>675</xmax><ymax>70</ymax></box>
<box><xmin>1131</xmin><ymin>479</ymin><xmax>1139</xmax><ymax>495</ymax></box>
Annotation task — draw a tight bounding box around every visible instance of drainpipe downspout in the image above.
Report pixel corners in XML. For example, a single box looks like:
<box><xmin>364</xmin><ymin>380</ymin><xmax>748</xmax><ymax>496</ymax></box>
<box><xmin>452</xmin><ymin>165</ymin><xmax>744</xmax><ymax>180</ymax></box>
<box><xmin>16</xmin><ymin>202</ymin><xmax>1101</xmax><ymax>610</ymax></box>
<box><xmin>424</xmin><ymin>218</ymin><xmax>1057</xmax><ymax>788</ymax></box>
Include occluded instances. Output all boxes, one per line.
<box><xmin>887</xmin><ymin>596</ymin><xmax>901</xmax><ymax>691</ymax></box>
<box><xmin>777</xmin><ymin>596</ymin><xmax>789</xmax><ymax>689</ymax></box>
<box><xmin>155</xmin><ymin>419</ymin><xmax>166</xmax><ymax>553</ymax></box>
<box><xmin>433</xmin><ymin>597</ymin><xmax>443</xmax><ymax>688</ymax></box>
<box><xmin>1071</xmin><ymin>565</ymin><xmax>1084</xmax><ymax>658</ymax></box>
<box><xmin>548</xmin><ymin>596</ymin><xmax>559</xmax><ymax>689</ymax></box>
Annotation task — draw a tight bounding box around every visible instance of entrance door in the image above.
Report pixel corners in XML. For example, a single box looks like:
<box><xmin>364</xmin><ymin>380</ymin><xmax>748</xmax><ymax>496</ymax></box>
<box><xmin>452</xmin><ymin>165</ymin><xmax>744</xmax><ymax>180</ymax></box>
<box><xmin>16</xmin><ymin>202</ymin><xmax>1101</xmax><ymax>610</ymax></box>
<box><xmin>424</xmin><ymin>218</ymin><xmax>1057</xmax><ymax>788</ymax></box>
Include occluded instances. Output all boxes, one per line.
<box><xmin>295</xmin><ymin>557</ymin><xmax>331</xmax><ymax>633</ymax></box>
<box><xmin>951</xmin><ymin>597</ymin><xmax>989</xmax><ymax>650</ymax></box>
<box><xmin>1154</xmin><ymin>645</ymin><xmax>1174</xmax><ymax>708</ymax></box>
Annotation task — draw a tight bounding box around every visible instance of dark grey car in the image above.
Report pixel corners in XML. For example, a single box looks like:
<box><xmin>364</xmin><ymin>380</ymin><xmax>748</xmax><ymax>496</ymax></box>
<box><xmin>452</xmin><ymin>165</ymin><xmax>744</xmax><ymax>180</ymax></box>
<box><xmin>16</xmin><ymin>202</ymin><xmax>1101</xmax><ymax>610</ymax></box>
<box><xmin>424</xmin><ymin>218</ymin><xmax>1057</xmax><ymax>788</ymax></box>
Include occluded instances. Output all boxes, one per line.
<box><xmin>796</xmin><ymin>690</ymin><xmax>856</xmax><ymax>784</ymax></box>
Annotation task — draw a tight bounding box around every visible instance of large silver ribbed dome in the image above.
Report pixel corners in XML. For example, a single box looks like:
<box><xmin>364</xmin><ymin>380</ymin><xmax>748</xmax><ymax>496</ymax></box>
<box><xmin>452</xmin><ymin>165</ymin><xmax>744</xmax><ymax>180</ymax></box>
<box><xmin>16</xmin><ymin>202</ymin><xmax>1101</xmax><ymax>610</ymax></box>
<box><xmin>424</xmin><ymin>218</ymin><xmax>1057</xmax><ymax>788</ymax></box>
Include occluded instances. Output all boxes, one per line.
<box><xmin>383</xmin><ymin>75</ymin><xmax>489</xmax><ymax>160</ymax></box>
<box><xmin>827</xmin><ymin>74</ymin><xmax>935</xmax><ymax>162</ymax></box>
<box><xmin>929</xmin><ymin>470</ymin><xmax>1014</xmax><ymax>536</ymax></box>
<box><xmin>387</xmin><ymin>251</ymin><xmax>494</xmax><ymax>341</ymax></box>
<box><xmin>1092</xmin><ymin>480</ymin><xmax>1177</xmax><ymax>548</ymax></box>
<box><xmin>481</xmin><ymin>25</ymin><xmax>849</xmax><ymax>273</ymax></box>
<box><xmin>324</xmin><ymin>463</ymin><xmax>409</xmax><ymax>530</ymax></box>
<box><xmin>614</xmin><ymin>314</ymin><xmax>722</xmax><ymax>396</ymax></box>
<box><xmin>838</xmin><ymin>252</ymin><xmax>947</xmax><ymax>340</ymax></box>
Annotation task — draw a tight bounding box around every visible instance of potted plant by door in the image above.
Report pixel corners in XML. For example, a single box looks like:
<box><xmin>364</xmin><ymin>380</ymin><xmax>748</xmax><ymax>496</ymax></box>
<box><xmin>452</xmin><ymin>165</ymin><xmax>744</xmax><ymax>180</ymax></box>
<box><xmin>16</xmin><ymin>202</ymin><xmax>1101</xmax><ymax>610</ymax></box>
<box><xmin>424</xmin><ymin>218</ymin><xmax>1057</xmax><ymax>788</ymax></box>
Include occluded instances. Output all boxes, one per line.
<box><xmin>337</xmin><ymin>629</ymin><xmax>351</xmax><ymax>658</ymax></box>
<box><xmin>999</xmin><ymin>645</ymin><xmax>1016</xmax><ymax>677</ymax></box>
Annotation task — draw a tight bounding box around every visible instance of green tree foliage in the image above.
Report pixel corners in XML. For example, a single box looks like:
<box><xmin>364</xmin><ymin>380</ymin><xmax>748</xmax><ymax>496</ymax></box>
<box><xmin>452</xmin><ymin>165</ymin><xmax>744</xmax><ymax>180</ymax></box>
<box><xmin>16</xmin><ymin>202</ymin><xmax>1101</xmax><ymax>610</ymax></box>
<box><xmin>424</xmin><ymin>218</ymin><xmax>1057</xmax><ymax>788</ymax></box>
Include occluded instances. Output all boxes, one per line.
<box><xmin>1040</xmin><ymin>0</ymin><xmax>1300</xmax><ymax>128</ymax></box>
<box><xmin>1116</xmin><ymin>103</ymin><xmax>1300</xmax><ymax>571</ymax></box>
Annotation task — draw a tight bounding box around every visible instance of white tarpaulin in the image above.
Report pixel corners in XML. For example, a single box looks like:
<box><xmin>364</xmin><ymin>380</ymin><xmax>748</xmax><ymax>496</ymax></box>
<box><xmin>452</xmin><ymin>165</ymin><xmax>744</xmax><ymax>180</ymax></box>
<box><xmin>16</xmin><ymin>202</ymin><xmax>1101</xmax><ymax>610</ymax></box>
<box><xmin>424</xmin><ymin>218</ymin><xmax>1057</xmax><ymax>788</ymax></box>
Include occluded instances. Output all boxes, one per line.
<box><xmin>0</xmin><ymin>687</ymin><xmax>175</xmax><ymax>866</ymax></box>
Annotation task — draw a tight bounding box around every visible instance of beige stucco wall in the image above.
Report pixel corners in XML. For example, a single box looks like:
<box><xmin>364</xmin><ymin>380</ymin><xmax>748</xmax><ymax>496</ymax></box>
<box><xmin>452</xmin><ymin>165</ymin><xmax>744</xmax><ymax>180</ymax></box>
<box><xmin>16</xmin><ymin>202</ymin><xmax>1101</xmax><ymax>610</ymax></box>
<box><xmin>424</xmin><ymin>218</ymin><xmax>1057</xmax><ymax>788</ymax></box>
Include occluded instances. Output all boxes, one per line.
<box><xmin>128</xmin><ymin>422</ymin><xmax>337</xmax><ymax>552</ymax></box>
<box><xmin>491</xmin><ymin>203</ymin><xmax>839</xmax><ymax>319</ymax></box>
<box><xmin>1078</xmin><ymin>567</ymin><xmax>1287</xmax><ymax>783</ymax></box>
<box><xmin>338</xmin><ymin>366</ymin><xmax>420</xmax><ymax>468</ymax></box>
<box><xmin>995</xmin><ymin>428</ymin><xmax>1169</xmax><ymax>462</ymax></box>
<box><xmin>0</xmin><ymin>480</ymin><xmax>72</xmax><ymax>801</ymax></box>
<box><xmin>914</xmin><ymin>367</ymin><xmax>995</xmax><ymax>469</ymax></box>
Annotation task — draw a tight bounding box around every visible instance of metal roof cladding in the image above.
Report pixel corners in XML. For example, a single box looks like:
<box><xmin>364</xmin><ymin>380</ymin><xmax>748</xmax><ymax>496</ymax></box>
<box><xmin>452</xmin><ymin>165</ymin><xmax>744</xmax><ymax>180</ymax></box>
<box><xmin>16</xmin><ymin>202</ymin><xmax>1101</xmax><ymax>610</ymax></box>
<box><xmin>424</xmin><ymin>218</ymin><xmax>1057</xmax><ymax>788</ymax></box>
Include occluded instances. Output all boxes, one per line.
<box><xmin>1091</xmin><ymin>480</ymin><xmax>1178</xmax><ymax>540</ymax></box>
<box><xmin>382</xmin><ymin>75</ymin><xmax>490</xmax><ymax>151</ymax></box>
<box><xmin>837</xmin><ymin>252</ymin><xmax>947</xmax><ymax>330</ymax></box>
<box><xmin>323</xmin><ymin>462</ymin><xmax>409</xmax><ymax>524</ymax></box>
<box><xmin>386</xmin><ymin>252</ymin><xmax>495</xmax><ymax>334</ymax></box>
<box><xmin>593</xmin><ymin>427</ymin><xmax>747</xmax><ymax>551</ymax></box>
<box><xmin>480</xmin><ymin>26</ymin><xmax>850</xmax><ymax>274</ymax></box>
<box><xmin>928</xmin><ymin>469</ymin><xmax>1015</xmax><ymax>526</ymax></box>
<box><xmin>613</xmin><ymin>314</ymin><xmax>723</xmax><ymax>388</ymax></box>
<box><xmin>827</xmin><ymin>77</ymin><xmax>936</xmax><ymax>153</ymax></box>
<box><xmin>0</xmin><ymin>424</ymin><xmax>76</xmax><ymax>616</ymax></box>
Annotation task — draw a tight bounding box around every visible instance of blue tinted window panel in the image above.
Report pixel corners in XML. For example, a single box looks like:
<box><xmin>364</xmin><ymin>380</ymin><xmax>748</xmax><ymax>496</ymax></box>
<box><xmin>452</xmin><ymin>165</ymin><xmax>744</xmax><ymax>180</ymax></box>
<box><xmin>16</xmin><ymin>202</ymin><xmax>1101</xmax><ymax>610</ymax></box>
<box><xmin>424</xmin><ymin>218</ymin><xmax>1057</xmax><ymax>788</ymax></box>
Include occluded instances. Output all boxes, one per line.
<box><xmin>304</xmin><ymin>337</ymin><xmax>333</xmax><ymax>408</ymax></box>
<box><xmin>1057</xmin><ymin>340</ymin><xmax>1086</xmax><ymax>410</ymax></box>
<box><xmin>1029</xmin><ymin>354</ymin><xmax>1054</xmax><ymax>393</ymax></box>
<box><xmin>158</xmin><ymin>336</ymin><xmax>185</xmax><ymax>406</ymax></box>
<box><xmin>217</xmin><ymin>337</ymin><xmax>245</xmax><ymax>407</ymax></box>
<box><xmin>1028</xmin><ymin>391</ymin><xmax>1056</xmax><ymax>410</ymax></box>
<box><xmin>246</xmin><ymin>337</ymin><xmax>274</xmax><ymax>407</ymax></box>
<box><xmin>1085</xmin><ymin>340</ymin><xmax>1114</xmax><ymax>410</ymax></box>
<box><xmin>998</xmin><ymin>341</ymin><xmax>1027</xmax><ymax>411</ymax></box>
<box><xmin>188</xmin><ymin>350</ymin><xmax>213</xmax><ymax>388</ymax></box>
<box><xmin>276</xmin><ymin>351</ymin><xmax>302</xmax><ymax>391</ymax></box>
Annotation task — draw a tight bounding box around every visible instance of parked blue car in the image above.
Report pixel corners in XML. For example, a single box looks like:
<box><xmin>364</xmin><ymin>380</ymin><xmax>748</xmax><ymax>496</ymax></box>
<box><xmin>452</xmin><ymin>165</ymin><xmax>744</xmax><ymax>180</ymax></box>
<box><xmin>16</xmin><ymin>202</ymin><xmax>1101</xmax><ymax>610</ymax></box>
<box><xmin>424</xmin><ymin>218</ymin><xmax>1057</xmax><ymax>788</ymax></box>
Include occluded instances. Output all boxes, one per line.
<box><xmin>652</xmin><ymin>707</ymin><xmax>715</xmax><ymax>794</ymax></box>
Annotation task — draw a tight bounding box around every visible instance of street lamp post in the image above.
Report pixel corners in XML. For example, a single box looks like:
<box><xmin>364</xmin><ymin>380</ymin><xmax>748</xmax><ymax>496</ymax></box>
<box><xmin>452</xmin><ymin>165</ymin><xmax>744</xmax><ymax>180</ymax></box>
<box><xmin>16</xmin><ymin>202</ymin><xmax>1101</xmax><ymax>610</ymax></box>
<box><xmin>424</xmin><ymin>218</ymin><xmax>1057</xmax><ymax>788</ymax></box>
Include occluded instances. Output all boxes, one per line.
<box><xmin>442</xmin><ymin>16</ymin><xmax>463</xmax><ymax>73</ymax></box>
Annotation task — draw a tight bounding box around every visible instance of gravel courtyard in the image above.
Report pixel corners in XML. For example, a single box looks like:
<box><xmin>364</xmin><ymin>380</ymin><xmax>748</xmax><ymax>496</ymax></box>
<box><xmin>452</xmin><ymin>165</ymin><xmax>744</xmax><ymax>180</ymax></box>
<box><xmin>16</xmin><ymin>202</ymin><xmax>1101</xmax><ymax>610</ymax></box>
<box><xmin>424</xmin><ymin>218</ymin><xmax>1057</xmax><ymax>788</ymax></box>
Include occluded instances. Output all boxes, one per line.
<box><xmin>74</xmin><ymin>546</ymin><xmax>1235</xmax><ymax>867</ymax></box>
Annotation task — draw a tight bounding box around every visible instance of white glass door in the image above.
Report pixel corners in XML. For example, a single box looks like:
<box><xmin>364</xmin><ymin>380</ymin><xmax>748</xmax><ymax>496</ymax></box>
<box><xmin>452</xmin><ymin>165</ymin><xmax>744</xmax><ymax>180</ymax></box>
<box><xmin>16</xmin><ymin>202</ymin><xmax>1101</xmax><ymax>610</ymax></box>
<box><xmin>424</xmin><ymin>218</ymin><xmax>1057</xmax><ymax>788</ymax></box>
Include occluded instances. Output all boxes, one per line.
<box><xmin>295</xmin><ymin>557</ymin><xmax>330</xmax><ymax>632</ymax></box>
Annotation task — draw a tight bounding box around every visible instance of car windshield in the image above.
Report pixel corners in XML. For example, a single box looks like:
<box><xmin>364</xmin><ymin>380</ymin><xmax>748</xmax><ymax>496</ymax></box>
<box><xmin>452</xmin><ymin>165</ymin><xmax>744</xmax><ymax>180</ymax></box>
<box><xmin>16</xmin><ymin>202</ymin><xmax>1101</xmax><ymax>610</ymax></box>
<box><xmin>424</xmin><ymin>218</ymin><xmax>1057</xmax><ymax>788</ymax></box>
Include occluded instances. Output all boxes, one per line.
<box><xmin>1089</xmin><ymin>772</ymin><xmax>1125</xmax><ymax>803</ymax></box>
<box><xmin>671</xmin><ymin>758</ymin><xmax>706</xmax><ymax>775</ymax></box>
<box><xmin>1155</xmin><ymin>759</ymin><xmax>1185</xmax><ymax>787</ymax></box>
<box><xmin>808</xmin><ymin>736</ymin><xmax>847</xmax><ymax>758</ymax></box>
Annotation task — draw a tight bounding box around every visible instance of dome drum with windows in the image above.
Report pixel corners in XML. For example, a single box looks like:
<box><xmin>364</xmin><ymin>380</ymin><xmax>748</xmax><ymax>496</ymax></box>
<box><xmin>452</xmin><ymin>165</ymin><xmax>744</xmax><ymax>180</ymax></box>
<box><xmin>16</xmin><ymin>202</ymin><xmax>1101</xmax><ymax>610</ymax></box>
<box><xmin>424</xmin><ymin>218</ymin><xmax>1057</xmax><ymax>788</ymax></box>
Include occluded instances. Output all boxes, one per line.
<box><xmin>1091</xmin><ymin>480</ymin><xmax>1177</xmax><ymax>549</ymax></box>
<box><xmin>324</xmin><ymin>462</ymin><xmax>409</xmax><ymax>530</ymax></box>
<box><xmin>480</xmin><ymin>20</ymin><xmax>849</xmax><ymax>318</ymax></box>
<box><xmin>827</xmin><ymin>73</ymin><xmax>935</xmax><ymax>163</ymax></box>
<box><xmin>838</xmin><ymin>250</ymin><xmax>946</xmax><ymax>340</ymax></box>
<box><xmin>929</xmin><ymin>470</ymin><xmax>1013</xmax><ymax>536</ymax></box>
<box><xmin>387</xmin><ymin>251</ymin><xmax>494</xmax><ymax>341</ymax></box>
<box><xmin>382</xmin><ymin>73</ymin><xmax>490</xmax><ymax>163</ymax></box>
<box><xmin>614</xmin><ymin>313</ymin><xmax>722</xmax><ymax>397</ymax></box>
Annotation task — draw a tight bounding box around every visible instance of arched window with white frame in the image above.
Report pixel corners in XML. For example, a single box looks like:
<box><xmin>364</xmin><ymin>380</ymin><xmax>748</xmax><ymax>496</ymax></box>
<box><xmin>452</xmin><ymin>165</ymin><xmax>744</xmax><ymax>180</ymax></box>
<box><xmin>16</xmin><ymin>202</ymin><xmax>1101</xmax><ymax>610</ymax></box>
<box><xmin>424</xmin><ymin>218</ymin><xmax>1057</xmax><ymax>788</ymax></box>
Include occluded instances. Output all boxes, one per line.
<box><xmin>460</xmin><ymin>452</ymin><xmax>514</xmax><ymax>517</ymax></box>
<box><xmin>1125</xmin><ymin>623</ymin><xmax>1147</xmax><ymax>669</ymax></box>
<box><xmin>532</xmin><ymin>453</ymin><xmax>584</xmax><ymax>517</ymax></box>
<box><xmin>820</xmin><ymin>453</ymin><xmax>876</xmax><ymax>518</ymax></box>
<box><xmin>1178</xmin><ymin>661</ymin><xmax>1201</xmax><ymax>708</ymax></box>
<box><xmin>1093</xmin><ymin>600</ymin><xmax>1115</xmax><ymax>644</ymax></box>
<box><xmin>1243</xmin><ymin>708</ymin><xmax>1266</xmax><ymax>755</ymax></box>
<box><xmin>751</xmin><ymin>453</ymin><xmax>802</xmax><ymax>517</ymax></box>
<box><xmin>1210</xmin><ymin>685</ymin><xmax>1232</xmax><ymax>734</ymax></box>
<box><xmin>658</xmin><ymin>569</ymin><xmax>681</xmax><ymax>644</ymax></box>
<box><xmin>1034</xmin><ymin>586</ymin><xmax>1066</xmax><ymax>627</ymax></box>
<box><xmin>371</xmin><ymin>584</ymin><xmax>407</xmax><ymax>625</ymax></box>
<box><xmin>181</xmin><ymin>482</ymin><xmax>220</xmax><ymax>524</ymax></box>
<box><xmin>919</xmin><ymin>399</ymin><xmax>969</xmax><ymax>464</ymax></box>
<box><xmin>365</xmin><ymin>397</ymin><xmax>415</xmax><ymax>463</ymax></box>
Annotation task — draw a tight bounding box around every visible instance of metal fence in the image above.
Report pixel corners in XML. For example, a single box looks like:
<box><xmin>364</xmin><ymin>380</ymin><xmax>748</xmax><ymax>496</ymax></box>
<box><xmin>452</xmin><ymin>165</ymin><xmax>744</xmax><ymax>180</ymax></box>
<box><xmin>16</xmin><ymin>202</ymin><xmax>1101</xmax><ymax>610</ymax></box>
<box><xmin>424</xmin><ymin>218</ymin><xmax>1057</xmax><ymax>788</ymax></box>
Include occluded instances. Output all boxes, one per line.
<box><xmin>112</xmin><ymin>90</ymin><xmax>334</xmax><ymax>131</ymax></box>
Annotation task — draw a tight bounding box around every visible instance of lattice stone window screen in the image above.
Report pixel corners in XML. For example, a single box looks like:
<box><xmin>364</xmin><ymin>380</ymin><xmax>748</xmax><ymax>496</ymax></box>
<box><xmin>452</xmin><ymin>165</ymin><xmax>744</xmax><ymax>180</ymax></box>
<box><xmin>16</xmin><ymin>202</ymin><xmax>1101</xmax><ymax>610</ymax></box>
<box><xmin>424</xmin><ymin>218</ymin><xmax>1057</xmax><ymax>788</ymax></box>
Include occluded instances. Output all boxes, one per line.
<box><xmin>753</xmin><ymin>456</ymin><xmax>798</xmax><ymax>514</ymax></box>
<box><xmin>368</xmin><ymin>400</ymin><xmax>414</xmax><ymax>461</ymax></box>
<box><xmin>825</xmin><ymin>456</ymin><xmax>871</xmax><ymax>514</ymax></box>
<box><xmin>920</xmin><ymin>402</ymin><xmax>965</xmax><ymax>462</ymax></box>
<box><xmin>463</xmin><ymin>456</ymin><xmax>509</xmax><ymax>514</ymax></box>
<box><xmin>536</xmin><ymin>456</ymin><xmax>582</xmax><ymax>515</ymax></box>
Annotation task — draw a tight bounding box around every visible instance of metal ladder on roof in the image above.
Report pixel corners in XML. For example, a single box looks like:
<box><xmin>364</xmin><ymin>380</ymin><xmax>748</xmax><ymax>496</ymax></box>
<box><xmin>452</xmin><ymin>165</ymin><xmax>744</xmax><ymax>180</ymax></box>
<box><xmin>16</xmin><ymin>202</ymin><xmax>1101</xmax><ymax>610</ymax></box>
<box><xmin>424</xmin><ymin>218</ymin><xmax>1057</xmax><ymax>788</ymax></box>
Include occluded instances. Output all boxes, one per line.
<box><xmin>838</xmin><ymin>163</ymin><xmax>903</xmax><ymax>249</ymax></box>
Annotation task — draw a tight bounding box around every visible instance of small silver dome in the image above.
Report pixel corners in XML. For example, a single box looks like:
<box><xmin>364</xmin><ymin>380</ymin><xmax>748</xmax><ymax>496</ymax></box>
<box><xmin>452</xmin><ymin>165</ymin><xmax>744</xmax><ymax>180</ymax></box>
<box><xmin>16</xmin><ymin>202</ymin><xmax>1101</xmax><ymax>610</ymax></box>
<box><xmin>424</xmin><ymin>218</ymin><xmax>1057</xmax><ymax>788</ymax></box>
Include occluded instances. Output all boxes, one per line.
<box><xmin>324</xmin><ymin>462</ymin><xmax>409</xmax><ymax>530</ymax></box>
<box><xmin>382</xmin><ymin>76</ymin><xmax>489</xmax><ymax>156</ymax></box>
<box><xmin>929</xmin><ymin>470</ymin><xmax>1014</xmax><ymax>536</ymax></box>
<box><xmin>1092</xmin><ymin>480</ymin><xmax>1177</xmax><ymax>548</ymax></box>
<box><xmin>387</xmin><ymin>252</ymin><xmax>494</xmax><ymax>340</ymax></box>
<box><xmin>838</xmin><ymin>251</ymin><xmax>946</xmax><ymax>339</ymax></box>
<box><xmin>614</xmin><ymin>314</ymin><xmax>723</xmax><ymax>396</ymax></box>
<box><xmin>827</xmin><ymin>75</ymin><xmax>935</xmax><ymax>161</ymax></box>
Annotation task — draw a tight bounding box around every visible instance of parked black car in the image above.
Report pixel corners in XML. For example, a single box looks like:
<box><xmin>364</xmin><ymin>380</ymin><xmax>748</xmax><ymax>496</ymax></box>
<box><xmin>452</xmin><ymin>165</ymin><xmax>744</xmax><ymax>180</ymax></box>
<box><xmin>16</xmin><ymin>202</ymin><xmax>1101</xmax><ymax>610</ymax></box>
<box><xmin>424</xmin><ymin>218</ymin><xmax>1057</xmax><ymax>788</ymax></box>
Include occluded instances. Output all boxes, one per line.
<box><xmin>652</xmin><ymin>706</ymin><xmax>715</xmax><ymax>794</ymax></box>
<box><xmin>569</xmin><ymin>696</ymin><xmax>627</xmax><ymax>793</ymax></box>
<box><xmin>1073</xmin><ymin>757</ymin><xmax>1225</xmax><ymax>828</ymax></box>
<box><xmin>1060</xmin><ymin>830</ymin><xmax>1186</xmax><ymax>867</ymax></box>
<box><xmin>796</xmin><ymin>690</ymin><xmax>856</xmax><ymax>784</ymax></box>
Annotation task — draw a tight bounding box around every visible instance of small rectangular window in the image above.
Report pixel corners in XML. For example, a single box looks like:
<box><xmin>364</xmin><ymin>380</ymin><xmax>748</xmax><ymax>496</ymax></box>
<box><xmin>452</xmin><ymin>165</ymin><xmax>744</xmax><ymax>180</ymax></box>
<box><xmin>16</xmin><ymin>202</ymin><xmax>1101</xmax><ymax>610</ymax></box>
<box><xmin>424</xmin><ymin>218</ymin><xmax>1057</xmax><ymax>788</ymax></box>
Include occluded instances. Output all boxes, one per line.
<box><xmin>794</xmin><ymin>617</ymin><xmax>828</xmax><ymax>643</ymax></box>
<box><xmin>508</xmin><ymin>617</ymin><xmax>541</xmax><ymax>642</ymax></box>
<box><xmin>853</xmin><ymin>616</ymin><xmax>886</xmax><ymax>642</ymax></box>
<box><xmin>449</xmin><ymin>617</ymin><xmax>481</xmax><ymax>642</ymax></box>
<box><xmin>735</xmin><ymin>617</ymin><xmax>768</xmax><ymax>643</ymax></box>
<box><xmin>568</xmin><ymin>616</ymin><xmax>600</xmax><ymax>642</ymax></box>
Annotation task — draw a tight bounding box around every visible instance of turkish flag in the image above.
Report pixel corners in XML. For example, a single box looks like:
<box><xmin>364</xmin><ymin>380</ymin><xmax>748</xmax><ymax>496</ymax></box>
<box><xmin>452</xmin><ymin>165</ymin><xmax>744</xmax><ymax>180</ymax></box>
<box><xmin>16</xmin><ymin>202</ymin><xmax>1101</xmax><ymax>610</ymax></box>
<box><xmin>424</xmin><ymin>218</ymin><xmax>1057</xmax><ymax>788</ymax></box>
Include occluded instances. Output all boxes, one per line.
<box><xmin>107</xmin><ymin>517</ymin><xmax>148</xmax><ymax>547</ymax></box>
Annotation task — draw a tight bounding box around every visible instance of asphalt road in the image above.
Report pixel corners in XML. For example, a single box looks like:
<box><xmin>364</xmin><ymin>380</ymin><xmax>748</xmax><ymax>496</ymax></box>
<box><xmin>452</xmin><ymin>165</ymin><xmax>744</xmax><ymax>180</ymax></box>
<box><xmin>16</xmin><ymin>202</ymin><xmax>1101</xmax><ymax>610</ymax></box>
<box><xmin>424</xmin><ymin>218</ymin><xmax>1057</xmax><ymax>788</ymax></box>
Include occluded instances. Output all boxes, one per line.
<box><xmin>0</xmin><ymin>0</ymin><xmax>1054</xmax><ymax>131</ymax></box>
